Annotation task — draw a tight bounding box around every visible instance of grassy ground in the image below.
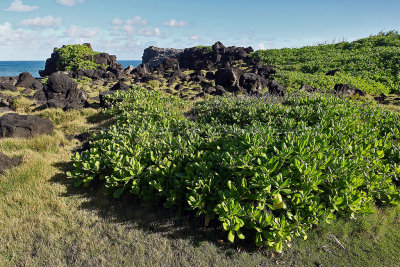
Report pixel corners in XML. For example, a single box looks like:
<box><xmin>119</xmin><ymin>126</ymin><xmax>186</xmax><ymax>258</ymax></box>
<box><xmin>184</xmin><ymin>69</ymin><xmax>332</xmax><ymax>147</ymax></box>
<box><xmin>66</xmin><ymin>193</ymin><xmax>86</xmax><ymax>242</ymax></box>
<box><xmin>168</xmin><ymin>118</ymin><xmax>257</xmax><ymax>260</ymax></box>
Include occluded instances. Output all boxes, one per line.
<box><xmin>1</xmin><ymin>96</ymin><xmax>400</xmax><ymax>266</ymax></box>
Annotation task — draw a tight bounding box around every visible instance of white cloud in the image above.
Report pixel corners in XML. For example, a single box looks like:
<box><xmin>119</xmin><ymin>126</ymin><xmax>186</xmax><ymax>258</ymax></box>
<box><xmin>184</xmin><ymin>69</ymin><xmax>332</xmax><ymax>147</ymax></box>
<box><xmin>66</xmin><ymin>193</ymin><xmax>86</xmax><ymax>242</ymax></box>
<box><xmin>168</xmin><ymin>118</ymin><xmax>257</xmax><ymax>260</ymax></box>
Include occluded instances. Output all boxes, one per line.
<box><xmin>4</xmin><ymin>0</ymin><xmax>39</xmax><ymax>12</ymax></box>
<box><xmin>65</xmin><ymin>25</ymin><xmax>98</xmax><ymax>38</ymax></box>
<box><xmin>123</xmin><ymin>25</ymin><xmax>135</xmax><ymax>35</ymax></box>
<box><xmin>112</xmin><ymin>18</ymin><xmax>124</xmax><ymax>25</ymax></box>
<box><xmin>55</xmin><ymin>0</ymin><xmax>84</xmax><ymax>7</ymax></box>
<box><xmin>19</xmin><ymin>16</ymin><xmax>62</xmax><ymax>28</ymax></box>
<box><xmin>126</xmin><ymin>16</ymin><xmax>147</xmax><ymax>25</ymax></box>
<box><xmin>190</xmin><ymin>35</ymin><xmax>199</xmax><ymax>40</ymax></box>
<box><xmin>138</xmin><ymin>27</ymin><xmax>160</xmax><ymax>37</ymax></box>
<box><xmin>111</xmin><ymin>25</ymin><xmax>120</xmax><ymax>31</ymax></box>
<box><xmin>257</xmin><ymin>43</ymin><xmax>265</xmax><ymax>50</ymax></box>
<box><xmin>163</xmin><ymin>19</ymin><xmax>187</xmax><ymax>27</ymax></box>
<box><xmin>0</xmin><ymin>22</ymin><xmax>14</xmax><ymax>38</ymax></box>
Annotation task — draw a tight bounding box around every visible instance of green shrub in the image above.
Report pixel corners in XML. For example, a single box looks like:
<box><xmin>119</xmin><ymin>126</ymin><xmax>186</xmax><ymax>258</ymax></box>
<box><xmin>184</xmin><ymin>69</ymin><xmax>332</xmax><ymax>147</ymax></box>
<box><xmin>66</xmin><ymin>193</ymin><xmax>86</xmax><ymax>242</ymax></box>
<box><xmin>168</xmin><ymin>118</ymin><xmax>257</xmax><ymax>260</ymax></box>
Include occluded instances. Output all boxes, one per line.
<box><xmin>196</xmin><ymin>45</ymin><xmax>213</xmax><ymax>54</ymax></box>
<box><xmin>56</xmin><ymin>44</ymin><xmax>102</xmax><ymax>71</ymax></box>
<box><xmin>67</xmin><ymin>87</ymin><xmax>400</xmax><ymax>252</ymax></box>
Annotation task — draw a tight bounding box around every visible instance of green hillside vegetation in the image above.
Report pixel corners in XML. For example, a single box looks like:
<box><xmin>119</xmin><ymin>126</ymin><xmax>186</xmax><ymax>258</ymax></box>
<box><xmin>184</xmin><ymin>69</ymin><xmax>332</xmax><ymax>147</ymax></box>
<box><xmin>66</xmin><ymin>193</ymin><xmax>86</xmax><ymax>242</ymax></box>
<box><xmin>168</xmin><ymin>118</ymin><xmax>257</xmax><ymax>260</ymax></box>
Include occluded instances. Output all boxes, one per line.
<box><xmin>252</xmin><ymin>31</ymin><xmax>400</xmax><ymax>95</ymax></box>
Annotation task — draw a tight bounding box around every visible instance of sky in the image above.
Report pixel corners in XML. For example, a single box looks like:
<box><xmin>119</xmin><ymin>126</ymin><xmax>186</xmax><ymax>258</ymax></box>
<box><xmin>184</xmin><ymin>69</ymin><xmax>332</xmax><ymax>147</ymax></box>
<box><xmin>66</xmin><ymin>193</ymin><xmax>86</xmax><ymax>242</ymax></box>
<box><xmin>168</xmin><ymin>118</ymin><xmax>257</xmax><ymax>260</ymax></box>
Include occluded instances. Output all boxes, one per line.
<box><xmin>0</xmin><ymin>0</ymin><xmax>399</xmax><ymax>60</ymax></box>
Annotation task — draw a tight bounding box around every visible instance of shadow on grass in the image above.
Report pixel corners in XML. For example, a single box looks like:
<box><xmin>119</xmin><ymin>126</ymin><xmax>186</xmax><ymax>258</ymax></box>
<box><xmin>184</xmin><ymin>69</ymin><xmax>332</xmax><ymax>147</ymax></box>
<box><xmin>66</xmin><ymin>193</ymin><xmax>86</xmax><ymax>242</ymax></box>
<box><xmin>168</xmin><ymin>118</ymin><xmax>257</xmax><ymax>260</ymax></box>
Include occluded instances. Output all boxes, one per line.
<box><xmin>49</xmin><ymin>161</ymin><xmax>266</xmax><ymax>257</ymax></box>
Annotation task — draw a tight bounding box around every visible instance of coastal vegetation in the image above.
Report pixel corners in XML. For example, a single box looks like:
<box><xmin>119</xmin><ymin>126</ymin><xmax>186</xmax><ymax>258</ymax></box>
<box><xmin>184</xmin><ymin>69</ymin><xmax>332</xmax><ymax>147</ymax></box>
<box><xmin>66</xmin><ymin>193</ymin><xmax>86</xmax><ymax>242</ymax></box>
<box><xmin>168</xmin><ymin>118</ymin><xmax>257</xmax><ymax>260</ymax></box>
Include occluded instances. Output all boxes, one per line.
<box><xmin>1</xmin><ymin>32</ymin><xmax>400</xmax><ymax>266</ymax></box>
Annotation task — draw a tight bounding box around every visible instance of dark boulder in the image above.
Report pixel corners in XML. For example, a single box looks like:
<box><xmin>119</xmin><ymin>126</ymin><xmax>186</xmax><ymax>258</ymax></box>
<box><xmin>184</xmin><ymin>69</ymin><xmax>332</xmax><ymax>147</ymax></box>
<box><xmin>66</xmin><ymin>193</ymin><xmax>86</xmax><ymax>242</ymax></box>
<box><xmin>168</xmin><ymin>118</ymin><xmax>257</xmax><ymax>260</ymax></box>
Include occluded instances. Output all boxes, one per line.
<box><xmin>47</xmin><ymin>73</ymin><xmax>77</xmax><ymax>93</ymax></box>
<box><xmin>93</xmin><ymin>69</ymin><xmax>106</xmax><ymax>79</ymax></box>
<box><xmin>233</xmin><ymin>47</ymin><xmax>248</xmax><ymax>61</ymax></box>
<box><xmin>0</xmin><ymin>82</ymin><xmax>16</xmax><ymax>92</ymax></box>
<box><xmin>0</xmin><ymin>152</ymin><xmax>22</xmax><ymax>174</ymax></box>
<box><xmin>83</xmin><ymin>69</ymin><xmax>95</xmax><ymax>79</ymax></box>
<box><xmin>104</xmin><ymin>71</ymin><xmax>117</xmax><ymax>80</ymax></box>
<box><xmin>111</xmin><ymin>80</ymin><xmax>130</xmax><ymax>91</ymax></box>
<box><xmin>34</xmin><ymin>73</ymin><xmax>88</xmax><ymax>109</ymax></box>
<box><xmin>31</xmin><ymin>89</ymin><xmax>47</xmax><ymax>105</ymax></box>
<box><xmin>15</xmin><ymin>72</ymin><xmax>42</xmax><ymax>90</ymax></box>
<box><xmin>334</xmin><ymin>84</ymin><xmax>365</xmax><ymax>97</ymax></box>
<box><xmin>251</xmin><ymin>64</ymin><xmax>276</xmax><ymax>79</ymax></box>
<box><xmin>175</xmin><ymin>84</ymin><xmax>184</xmax><ymax>91</ymax></box>
<box><xmin>267</xmin><ymin>80</ymin><xmax>286</xmax><ymax>96</ymax></box>
<box><xmin>142</xmin><ymin>46</ymin><xmax>183</xmax><ymax>68</ymax></box>
<box><xmin>0</xmin><ymin>113</ymin><xmax>54</xmax><ymax>138</ymax></box>
<box><xmin>239</xmin><ymin>73</ymin><xmax>266</xmax><ymax>93</ymax></box>
<box><xmin>212</xmin><ymin>41</ymin><xmax>226</xmax><ymax>55</ymax></box>
<box><xmin>215</xmin><ymin>68</ymin><xmax>243</xmax><ymax>91</ymax></box>
<box><xmin>326</xmin><ymin>69</ymin><xmax>340</xmax><ymax>76</ymax></box>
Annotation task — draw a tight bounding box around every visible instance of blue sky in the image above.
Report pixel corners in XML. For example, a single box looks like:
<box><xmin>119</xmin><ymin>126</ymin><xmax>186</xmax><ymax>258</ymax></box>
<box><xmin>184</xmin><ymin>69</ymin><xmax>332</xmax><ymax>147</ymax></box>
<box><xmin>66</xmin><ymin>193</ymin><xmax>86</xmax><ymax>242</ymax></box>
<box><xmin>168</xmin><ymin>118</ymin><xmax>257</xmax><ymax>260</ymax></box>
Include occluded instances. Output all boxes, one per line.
<box><xmin>0</xmin><ymin>0</ymin><xmax>399</xmax><ymax>60</ymax></box>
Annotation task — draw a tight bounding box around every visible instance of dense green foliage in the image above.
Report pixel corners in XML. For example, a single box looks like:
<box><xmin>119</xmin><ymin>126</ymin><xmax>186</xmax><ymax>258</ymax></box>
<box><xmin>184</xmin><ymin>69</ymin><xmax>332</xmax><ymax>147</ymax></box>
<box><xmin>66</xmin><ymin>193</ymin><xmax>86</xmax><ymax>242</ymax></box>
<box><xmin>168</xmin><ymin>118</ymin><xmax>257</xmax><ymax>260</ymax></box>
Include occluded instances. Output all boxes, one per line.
<box><xmin>195</xmin><ymin>45</ymin><xmax>213</xmax><ymax>54</ymax></box>
<box><xmin>252</xmin><ymin>31</ymin><xmax>400</xmax><ymax>94</ymax></box>
<box><xmin>68</xmin><ymin>87</ymin><xmax>400</xmax><ymax>252</ymax></box>
<box><xmin>56</xmin><ymin>44</ymin><xmax>102</xmax><ymax>71</ymax></box>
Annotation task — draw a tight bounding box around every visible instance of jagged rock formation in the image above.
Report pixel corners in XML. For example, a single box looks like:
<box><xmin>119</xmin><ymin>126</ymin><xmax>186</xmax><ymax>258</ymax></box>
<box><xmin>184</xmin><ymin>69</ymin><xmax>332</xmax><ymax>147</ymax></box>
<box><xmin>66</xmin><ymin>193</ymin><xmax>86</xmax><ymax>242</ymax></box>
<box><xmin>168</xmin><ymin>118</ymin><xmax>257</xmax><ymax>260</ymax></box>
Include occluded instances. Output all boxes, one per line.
<box><xmin>131</xmin><ymin>41</ymin><xmax>278</xmax><ymax>96</ymax></box>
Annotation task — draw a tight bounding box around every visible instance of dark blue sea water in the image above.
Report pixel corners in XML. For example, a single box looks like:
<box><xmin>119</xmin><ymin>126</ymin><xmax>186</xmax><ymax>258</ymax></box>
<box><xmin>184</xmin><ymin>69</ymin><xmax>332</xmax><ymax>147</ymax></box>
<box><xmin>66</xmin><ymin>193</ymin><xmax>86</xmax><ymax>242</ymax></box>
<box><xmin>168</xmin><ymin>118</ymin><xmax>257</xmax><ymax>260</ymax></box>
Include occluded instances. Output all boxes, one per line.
<box><xmin>0</xmin><ymin>60</ymin><xmax>142</xmax><ymax>78</ymax></box>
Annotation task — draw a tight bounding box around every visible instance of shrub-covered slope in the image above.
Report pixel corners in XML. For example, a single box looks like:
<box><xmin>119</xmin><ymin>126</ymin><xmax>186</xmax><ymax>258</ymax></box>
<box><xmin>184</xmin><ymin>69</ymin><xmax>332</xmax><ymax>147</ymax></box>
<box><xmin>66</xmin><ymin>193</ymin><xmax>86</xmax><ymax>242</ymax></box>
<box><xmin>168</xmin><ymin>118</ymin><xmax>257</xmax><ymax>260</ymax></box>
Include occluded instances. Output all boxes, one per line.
<box><xmin>252</xmin><ymin>31</ymin><xmax>400</xmax><ymax>94</ymax></box>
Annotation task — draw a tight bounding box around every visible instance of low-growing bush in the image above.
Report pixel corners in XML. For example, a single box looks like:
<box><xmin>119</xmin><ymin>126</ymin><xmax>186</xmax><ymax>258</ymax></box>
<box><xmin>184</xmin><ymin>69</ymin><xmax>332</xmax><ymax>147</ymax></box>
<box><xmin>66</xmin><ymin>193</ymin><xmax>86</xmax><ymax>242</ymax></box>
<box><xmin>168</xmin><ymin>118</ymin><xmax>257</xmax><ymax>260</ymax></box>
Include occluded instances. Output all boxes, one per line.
<box><xmin>67</xmin><ymin>87</ymin><xmax>400</xmax><ymax>252</ymax></box>
<box><xmin>56</xmin><ymin>44</ymin><xmax>102</xmax><ymax>71</ymax></box>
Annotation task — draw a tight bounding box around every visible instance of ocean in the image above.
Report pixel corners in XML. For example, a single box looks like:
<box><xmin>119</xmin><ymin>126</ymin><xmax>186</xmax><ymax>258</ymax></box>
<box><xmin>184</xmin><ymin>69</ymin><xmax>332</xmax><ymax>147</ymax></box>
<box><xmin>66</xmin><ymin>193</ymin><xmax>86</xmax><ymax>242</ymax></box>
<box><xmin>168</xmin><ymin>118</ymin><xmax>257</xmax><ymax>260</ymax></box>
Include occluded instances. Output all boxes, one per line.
<box><xmin>0</xmin><ymin>60</ymin><xmax>142</xmax><ymax>78</ymax></box>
